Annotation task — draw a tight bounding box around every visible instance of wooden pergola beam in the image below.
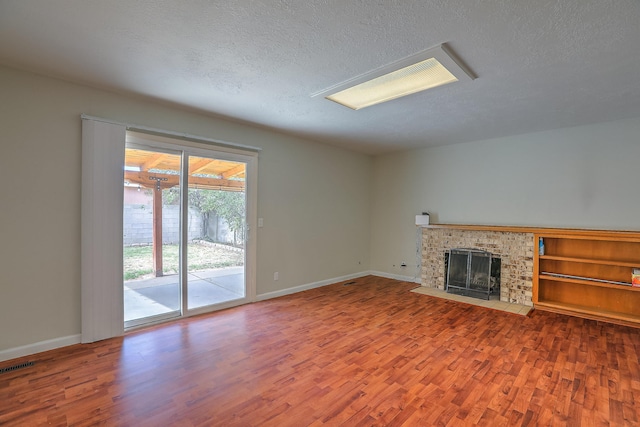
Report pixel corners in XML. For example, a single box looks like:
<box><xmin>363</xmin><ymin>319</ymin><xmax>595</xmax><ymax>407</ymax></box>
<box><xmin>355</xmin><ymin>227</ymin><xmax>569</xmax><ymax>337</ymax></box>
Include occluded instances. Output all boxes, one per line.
<box><xmin>189</xmin><ymin>158</ymin><xmax>215</xmax><ymax>175</ymax></box>
<box><xmin>141</xmin><ymin>153</ymin><xmax>166</xmax><ymax>171</ymax></box>
<box><xmin>124</xmin><ymin>171</ymin><xmax>245</xmax><ymax>191</ymax></box>
<box><xmin>221</xmin><ymin>164</ymin><xmax>245</xmax><ymax>179</ymax></box>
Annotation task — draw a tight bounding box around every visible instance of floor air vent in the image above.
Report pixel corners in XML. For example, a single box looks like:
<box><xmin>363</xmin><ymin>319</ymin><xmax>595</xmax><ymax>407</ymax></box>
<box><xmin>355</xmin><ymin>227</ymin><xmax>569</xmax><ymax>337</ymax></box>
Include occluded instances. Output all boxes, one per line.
<box><xmin>343</xmin><ymin>281</ymin><xmax>357</xmax><ymax>286</ymax></box>
<box><xmin>0</xmin><ymin>361</ymin><xmax>34</xmax><ymax>374</ymax></box>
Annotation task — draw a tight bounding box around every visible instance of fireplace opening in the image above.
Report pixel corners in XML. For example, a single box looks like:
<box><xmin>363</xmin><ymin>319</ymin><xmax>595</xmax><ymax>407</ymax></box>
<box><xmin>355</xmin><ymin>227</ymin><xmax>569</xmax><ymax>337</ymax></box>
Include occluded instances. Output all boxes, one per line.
<box><xmin>445</xmin><ymin>249</ymin><xmax>501</xmax><ymax>300</ymax></box>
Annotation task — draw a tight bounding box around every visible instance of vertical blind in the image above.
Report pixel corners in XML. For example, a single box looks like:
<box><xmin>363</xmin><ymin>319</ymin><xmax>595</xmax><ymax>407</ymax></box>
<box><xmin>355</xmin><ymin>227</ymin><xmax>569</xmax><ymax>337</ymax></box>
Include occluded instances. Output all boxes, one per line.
<box><xmin>81</xmin><ymin>118</ymin><xmax>126</xmax><ymax>343</ymax></box>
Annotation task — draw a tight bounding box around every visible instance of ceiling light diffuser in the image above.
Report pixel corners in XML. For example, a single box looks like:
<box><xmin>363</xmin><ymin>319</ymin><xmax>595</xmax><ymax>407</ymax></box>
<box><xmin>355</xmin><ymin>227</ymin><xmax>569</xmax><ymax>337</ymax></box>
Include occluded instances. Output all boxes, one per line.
<box><xmin>313</xmin><ymin>44</ymin><xmax>474</xmax><ymax>110</ymax></box>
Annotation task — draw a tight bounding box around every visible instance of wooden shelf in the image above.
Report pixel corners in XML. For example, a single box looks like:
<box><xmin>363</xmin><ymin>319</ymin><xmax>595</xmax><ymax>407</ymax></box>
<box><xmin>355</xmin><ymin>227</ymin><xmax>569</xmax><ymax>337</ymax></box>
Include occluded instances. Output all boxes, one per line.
<box><xmin>535</xmin><ymin>300</ymin><xmax>640</xmax><ymax>328</ymax></box>
<box><xmin>539</xmin><ymin>255</ymin><xmax>640</xmax><ymax>268</ymax></box>
<box><xmin>538</xmin><ymin>274</ymin><xmax>637</xmax><ymax>291</ymax></box>
<box><xmin>534</xmin><ymin>229</ymin><xmax>640</xmax><ymax>327</ymax></box>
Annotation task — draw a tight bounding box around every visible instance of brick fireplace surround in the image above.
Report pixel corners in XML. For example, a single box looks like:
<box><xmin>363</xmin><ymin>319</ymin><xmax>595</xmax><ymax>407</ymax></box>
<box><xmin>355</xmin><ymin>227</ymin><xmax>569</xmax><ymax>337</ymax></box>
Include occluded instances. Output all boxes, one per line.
<box><xmin>421</xmin><ymin>225</ymin><xmax>535</xmax><ymax>306</ymax></box>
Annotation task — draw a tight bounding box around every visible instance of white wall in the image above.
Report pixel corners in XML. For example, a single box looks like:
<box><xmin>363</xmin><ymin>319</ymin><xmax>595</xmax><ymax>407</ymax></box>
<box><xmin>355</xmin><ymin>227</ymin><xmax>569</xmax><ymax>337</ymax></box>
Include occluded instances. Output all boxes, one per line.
<box><xmin>0</xmin><ymin>66</ymin><xmax>372</xmax><ymax>352</ymax></box>
<box><xmin>370</xmin><ymin>117</ymin><xmax>640</xmax><ymax>276</ymax></box>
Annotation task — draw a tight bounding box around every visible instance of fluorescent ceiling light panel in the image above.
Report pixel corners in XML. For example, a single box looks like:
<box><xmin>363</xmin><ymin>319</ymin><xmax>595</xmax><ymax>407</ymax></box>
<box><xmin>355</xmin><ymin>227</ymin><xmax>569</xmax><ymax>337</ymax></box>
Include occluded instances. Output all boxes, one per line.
<box><xmin>314</xmin><ymin>44</ymin><xmax>474</xmax><ymax>110</ymax></box>
<box><xmin>327</xmin><ymin>58</ymin><xmax>457</xmax><ymax>110</ymax></box>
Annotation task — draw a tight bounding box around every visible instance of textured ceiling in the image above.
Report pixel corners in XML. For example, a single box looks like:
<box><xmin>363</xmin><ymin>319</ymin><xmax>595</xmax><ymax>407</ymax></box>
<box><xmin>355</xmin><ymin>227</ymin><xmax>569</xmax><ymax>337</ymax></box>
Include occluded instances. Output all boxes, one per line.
<box><xmin>1</xmin><ymin>0</ymin><xmax>640</xmax><ymax>154</ymax></box>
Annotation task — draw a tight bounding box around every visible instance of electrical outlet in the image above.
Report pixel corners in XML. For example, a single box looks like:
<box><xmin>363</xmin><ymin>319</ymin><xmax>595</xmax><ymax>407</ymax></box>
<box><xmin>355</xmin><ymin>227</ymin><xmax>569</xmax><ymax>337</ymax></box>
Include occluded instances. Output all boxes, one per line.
<box><xmin>274</xmin><ymin>272</ymin><xmax>279</xmax><ymax>281</ymax></box>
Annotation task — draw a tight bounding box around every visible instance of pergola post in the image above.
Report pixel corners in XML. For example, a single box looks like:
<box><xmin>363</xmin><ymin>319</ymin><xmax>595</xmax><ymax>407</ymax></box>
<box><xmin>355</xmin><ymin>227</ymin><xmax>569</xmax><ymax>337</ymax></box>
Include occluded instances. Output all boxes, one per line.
<box><xmin>152</xmin><ymin>186</ymin><xmax>163</xmax><ymax>277</ymax></box>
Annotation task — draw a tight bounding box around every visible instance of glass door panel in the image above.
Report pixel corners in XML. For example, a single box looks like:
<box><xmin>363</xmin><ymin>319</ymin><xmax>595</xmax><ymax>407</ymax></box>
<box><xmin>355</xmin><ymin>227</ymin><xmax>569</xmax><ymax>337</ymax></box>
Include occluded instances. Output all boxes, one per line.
<box><xmin>123</xmin><ymin>146</ymin><xmax>182</xmax><ymax>327</ymax></box>
<box><xmin>186</xmin><ymin>155</ymin><xmax>246</xmax><ymax>310</ymax></box>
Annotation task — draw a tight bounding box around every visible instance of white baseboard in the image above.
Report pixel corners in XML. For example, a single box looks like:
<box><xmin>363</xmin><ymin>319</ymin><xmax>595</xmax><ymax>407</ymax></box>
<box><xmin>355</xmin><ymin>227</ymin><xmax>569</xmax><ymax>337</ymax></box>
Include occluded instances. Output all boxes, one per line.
<box><xmin>256</xmin><ymin>271</ymin><xmax>372</xmax><ymax>301</ymax></box>
<box><xmin>369</xmin><ymin>270</ymin><xmax>421</xmax><ymax>284</ymax></box>
<box><xmin>1</xmin><ymin>272</ymin><xmax>418</xmax><ymax>363</ymax></box>
<box><xmin>0</xmin><ymin>334</ymin><xmax>81</xmax><ymax>363</ymax></box>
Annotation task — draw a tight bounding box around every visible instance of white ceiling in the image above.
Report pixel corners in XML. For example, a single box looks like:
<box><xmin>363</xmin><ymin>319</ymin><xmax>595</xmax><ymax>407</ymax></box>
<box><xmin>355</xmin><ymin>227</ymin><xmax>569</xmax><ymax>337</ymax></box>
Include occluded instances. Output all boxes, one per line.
<box><xmin>1</xmin><ymin>0</ymin><xmax>640</xmax><ymax>154</ymax></box>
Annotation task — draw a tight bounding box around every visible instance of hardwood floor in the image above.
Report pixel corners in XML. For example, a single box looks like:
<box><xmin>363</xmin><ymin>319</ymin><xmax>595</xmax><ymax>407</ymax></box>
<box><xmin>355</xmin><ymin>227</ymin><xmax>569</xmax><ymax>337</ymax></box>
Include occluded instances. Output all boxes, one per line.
<box><xmin>2</xmin><ymin>275</ymin><xmax>640</xmax><ymax>426</ymax></box>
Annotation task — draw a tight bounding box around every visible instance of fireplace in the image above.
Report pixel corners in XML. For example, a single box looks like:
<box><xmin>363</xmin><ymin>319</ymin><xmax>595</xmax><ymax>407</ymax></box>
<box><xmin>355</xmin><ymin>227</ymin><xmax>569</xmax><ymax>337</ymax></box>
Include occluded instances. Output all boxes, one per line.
<box><xmin>422</xmin><ymin>227</ymin><xmax>533</xmax><ymax>306</ymax></box>
<box><xmin>445</xmin><ymin>249</ymin><xmax>501</xmax><ymax>300</ymax></box>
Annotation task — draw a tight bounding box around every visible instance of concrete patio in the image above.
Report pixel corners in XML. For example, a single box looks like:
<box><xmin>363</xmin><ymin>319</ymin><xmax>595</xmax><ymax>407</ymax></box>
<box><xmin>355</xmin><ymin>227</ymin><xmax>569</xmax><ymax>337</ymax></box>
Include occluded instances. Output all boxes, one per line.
<box><xmin>124</xmin><ymin>266</ymin><xmax>244</xmax><ymax>322</ymax></box>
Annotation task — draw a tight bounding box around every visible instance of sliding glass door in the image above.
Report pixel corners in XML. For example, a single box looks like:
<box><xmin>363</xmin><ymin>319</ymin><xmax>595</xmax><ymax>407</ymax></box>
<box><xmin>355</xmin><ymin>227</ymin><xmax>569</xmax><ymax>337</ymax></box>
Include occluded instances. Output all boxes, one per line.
<box><xmin>123</xmin><ymin>138</ymin><xmax>250</xmax><ymax>328</ymax></box>
<box><xmin>123</xmin><ymin>146</ymin><xmax>182</xmax><ymax>327</ymax></box>
<box><xmin>186</xmin><ymin>154</ymin><xmax>246</xmax><ymax>311</ymax></box>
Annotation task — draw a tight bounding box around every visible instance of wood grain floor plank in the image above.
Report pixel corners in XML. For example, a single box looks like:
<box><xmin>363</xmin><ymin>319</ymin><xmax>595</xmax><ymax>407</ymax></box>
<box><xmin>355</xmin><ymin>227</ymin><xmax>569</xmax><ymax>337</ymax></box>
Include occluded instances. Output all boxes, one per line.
<box><xmin>2</xmin><ymin>275</ymin><xmax>640</xmax><ymax>426</ymax></box>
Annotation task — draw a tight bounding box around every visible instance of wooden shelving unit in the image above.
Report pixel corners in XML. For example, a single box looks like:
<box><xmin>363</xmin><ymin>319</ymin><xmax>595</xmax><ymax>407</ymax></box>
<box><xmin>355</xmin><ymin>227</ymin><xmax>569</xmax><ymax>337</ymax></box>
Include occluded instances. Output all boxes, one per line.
<box><xmin>533</xmin><ymin>229</ymin><xmax>640</xmax><ymax>327</ymax></box>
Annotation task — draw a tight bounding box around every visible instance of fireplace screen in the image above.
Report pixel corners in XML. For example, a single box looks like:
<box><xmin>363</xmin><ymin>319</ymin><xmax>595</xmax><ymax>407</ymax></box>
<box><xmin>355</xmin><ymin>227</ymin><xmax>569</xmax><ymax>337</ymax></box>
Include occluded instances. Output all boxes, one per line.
<box><xmin>445</xmin><ymin>249</ymin><xmax>500</xmax><ymax>300</ymax></box>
